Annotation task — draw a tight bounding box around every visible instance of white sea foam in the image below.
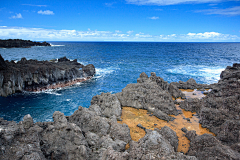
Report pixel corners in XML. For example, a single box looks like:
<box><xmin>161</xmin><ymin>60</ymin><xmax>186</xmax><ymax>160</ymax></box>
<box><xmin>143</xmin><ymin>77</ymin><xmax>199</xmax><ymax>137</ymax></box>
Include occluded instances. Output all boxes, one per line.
<box><xmin>94</xmin><ymin>67</ymin><xmax>118</xmax><ymax>79</ymax></box>
<box><xmin>30</xmin><ymin>89</ymin><xmax>62</xmax><ymax>96</ymax></box>
<box><xmin>50</xmin><ymin>44</ymin><xmax>65</xmax><ymax>47</ymax></box>
<box><xmin>167</xmin><ymin>65</ymin><xmax>225</xmax><ymax>83</ymax></box>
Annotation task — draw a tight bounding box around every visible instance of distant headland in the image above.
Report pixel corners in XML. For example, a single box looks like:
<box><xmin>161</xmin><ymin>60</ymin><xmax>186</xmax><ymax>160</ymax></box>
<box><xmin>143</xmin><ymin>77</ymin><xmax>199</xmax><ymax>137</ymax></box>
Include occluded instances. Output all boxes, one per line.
<box><xmin>0</xmin><ymin>39</ymin><xmax>51</xmax><ymax>48</ymax></box>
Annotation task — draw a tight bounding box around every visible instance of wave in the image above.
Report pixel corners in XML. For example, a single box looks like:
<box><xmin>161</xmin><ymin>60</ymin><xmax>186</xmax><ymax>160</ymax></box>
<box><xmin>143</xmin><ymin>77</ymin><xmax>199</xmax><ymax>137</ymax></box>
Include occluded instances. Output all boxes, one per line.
<box><xmin>50</xmin><ymin>44</ymin><xmax>65</xmax><ymax>47</ymax></box>
<box><xmin>94</xmin><ymin>67</ymin><xmax>119</xmax><ymax>79</ymax></box>
<box><xmin>167</xmin><ymin>65</ymin><xmax>225</xmax><ymax>83</ymax></box>
<box><xmin>26</xmin><ymin>89</ymin><xmax>62</xmax><ymax>96</ymax></box>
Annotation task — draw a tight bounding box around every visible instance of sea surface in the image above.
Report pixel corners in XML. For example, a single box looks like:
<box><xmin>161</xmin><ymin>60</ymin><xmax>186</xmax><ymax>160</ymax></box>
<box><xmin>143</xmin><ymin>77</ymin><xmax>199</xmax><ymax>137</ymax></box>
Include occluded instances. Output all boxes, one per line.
<box><xmin>0</xmin><ymin>42</ymin><xmax>240</xmax><ymax>122</ymax></box>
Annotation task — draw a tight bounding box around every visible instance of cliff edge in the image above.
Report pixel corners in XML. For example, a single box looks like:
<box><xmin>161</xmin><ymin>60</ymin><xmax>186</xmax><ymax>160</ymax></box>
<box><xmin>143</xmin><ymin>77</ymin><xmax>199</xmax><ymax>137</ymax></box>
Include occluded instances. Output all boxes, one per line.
<box><xmin>0</xmin><ymin>55</ymin><xmax>95</xmax><ymax>97</ymax></box>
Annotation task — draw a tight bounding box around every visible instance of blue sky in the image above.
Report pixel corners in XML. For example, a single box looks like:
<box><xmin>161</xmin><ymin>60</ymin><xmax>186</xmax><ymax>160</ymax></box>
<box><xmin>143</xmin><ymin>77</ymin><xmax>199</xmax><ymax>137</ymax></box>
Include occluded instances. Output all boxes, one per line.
<box><xmin>0</xmin><ymin>0</ymin><xmax>240</xmax><ymax>42</ymax></box>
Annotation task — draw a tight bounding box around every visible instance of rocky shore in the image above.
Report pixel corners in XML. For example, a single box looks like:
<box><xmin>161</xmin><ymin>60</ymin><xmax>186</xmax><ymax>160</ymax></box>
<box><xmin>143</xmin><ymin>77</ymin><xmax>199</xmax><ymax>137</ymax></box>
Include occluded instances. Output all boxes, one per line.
<box><xmin>0</xmin><ymin>63</ymin><xmax>240</xmax><ymax>160</ymax></box>
<box><xmin>0</xmin><ymin>39</ymin><xmax>50</xmax><ymax>48</ymax></box>
<box><xmin>0</xmin><ymin>55</ymin><xmax>95</xmax><ymax>97</ymax></box>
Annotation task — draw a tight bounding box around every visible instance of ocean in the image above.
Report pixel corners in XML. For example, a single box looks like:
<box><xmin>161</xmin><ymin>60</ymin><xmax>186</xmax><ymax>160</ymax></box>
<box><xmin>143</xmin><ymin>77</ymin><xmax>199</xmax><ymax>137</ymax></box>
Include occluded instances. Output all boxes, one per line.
<box><xmin>0</xmin><ymin>42</ymin><xmax>240</xmax><ymax>122</ymax></box>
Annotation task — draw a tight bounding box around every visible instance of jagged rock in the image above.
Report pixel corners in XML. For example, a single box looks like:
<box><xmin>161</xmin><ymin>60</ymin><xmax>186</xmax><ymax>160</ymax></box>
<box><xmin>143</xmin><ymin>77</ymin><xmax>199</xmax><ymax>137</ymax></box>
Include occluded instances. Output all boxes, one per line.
<box><xmin>69</xmin><ymin>106</ymin><xmax>110</xmax><ymax>137</ymax></box>
<box><xmin>0</xmin><ymin>118</ymin><xmax>46</xmax><ymax>160</ymax></box>
<box><xmin>0</xmin><ymin>55</ymin><xmax>95</xmax><ymax>97</ymax></box>
<box><xmin>101</xmin><ymin>146</ymin><xmax>129</xmax><ymax>160</ymax></box>
<box><xmin>154</xmin><ymin>126</ymin><xmax>179</xmax><ymax>152</ymax></box>
<box><xmin>179</xmin><ymin>98</ymin><xmax>202</xmax><ymax>114</ymax></box>
<box><xmin>128</xmin><ymin>130</ymin><xmax>197</xmax><ymax>160</ymax></box>
<box><xmin>22</xmin><ymin>114</ymin><xmax>34</xmax><ymax>129</ymax></box>
<box><xmin>187</xmin><ymin>134</ymin><xmax>240</xmax><ymax>159</ymax></box>
<box><xmin>171</xmin><ymin>78</ymin><xmax>211</xmax><ymax>90</ymax></box>
<box><xmin>40</xmin><ymin>111</ymin><xmax>89</xmax><ymax>160</ymax></box>
<box><xmin>91</xmin><ymin>93</ymin><xmax>122</xmax><ymax>120</ymax></box>
<box><xmin>185</xmin><ymin>130</ymin><xmax>197</xmax><ymax>142</ymax></box>
<box><xmin>0</xmin><ymin>39</ymin><xmax>51</xmax><ymax>48</ymax></box>
<box><xmin>116</xmin><ymin>73</ymin><xmax>178</xmax><ymax>121</ymax></box>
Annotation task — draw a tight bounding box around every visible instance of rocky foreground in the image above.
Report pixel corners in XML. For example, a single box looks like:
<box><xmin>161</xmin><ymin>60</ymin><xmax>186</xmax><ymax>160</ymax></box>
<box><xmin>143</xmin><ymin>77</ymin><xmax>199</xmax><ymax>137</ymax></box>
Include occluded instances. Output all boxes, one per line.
<box><xmin>0</xmin><ymin>55</ymin><xmax>95</xmax><ymax>97</ymax></box>
<box><xmin>0</xmin><ymin>39</ymin><xmax>51</xmax><ymax>48</ymax></box>
<box><xmin>0</xmin><ymin>64</ymin><xmax>240</xmax><ymax>160</ymax></box>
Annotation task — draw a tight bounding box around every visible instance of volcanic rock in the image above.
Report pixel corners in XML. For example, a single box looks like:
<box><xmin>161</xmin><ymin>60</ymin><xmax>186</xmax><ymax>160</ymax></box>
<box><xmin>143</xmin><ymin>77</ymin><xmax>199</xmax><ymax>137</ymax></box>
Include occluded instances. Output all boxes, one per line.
<box><xmin>116</xmin><ymin>72</ymin><xmax>178</xmax><ymax>121</ymax></box>
<box><xmin>0</xmin><ymin>55</ymin><xmax>95</xmax><ymax>97</ymax></box>
<box><xmin>0</xmin><ymin>39</ymin><xmax>51</xmax><ymax>48</ymax></box>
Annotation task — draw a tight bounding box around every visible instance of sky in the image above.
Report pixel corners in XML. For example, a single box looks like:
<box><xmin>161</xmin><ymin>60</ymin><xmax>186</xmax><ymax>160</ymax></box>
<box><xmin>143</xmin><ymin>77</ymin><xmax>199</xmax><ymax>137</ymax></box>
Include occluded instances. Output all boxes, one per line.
<box><xmin>0</xmin><ymin>0</ymin><xmax>240</xmax><ymax>42</ymax></box>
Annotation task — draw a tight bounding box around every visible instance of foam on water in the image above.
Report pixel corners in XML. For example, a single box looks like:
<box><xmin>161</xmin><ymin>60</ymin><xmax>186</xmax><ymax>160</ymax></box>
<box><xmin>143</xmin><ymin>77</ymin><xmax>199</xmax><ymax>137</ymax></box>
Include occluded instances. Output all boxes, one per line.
<box><xmin>50</xmin><ymin>44</ymin><xmax>65</xmax><ymax>47</ymax></box>
<box><xmin>167</xmin><ymin>65</ymin><xmax>225</xmax><ymax>84</ymax></box>
<box><xmin>94</xmin><ymin>67</ymin><xmax>119</xmax><ymax>79</ymax></box>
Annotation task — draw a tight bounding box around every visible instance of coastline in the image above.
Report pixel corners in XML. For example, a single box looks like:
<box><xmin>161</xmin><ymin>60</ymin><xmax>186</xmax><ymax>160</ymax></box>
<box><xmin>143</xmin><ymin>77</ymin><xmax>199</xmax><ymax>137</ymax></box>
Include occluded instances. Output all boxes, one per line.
<box><xmin>1</xmin><ymin>63</ymin><xmax>240</xmax><ymax>159</ymax></box>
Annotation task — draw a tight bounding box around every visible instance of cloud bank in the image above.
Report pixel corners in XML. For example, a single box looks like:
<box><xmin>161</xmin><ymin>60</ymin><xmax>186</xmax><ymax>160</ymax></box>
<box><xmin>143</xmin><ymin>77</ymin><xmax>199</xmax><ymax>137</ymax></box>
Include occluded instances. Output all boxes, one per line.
<box><xmin>126</xmin><ymin>0</ymin><xmax>223</xmax><ymax>6</ymax></box>
<box><xmin>38</xmin><ymin>10</ymin><xmax>54</xmax><ymax>15</ymax></box>
<box><xmin>0</xmin><ymin>26</ymin><xmax>239</xmax><ymax>42</ymax></box>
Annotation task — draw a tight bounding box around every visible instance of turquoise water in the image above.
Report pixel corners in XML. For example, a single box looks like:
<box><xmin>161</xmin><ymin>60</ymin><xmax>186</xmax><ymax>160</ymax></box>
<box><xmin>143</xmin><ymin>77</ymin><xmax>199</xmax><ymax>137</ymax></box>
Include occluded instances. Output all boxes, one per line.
<box><xmin>0</xmin><ymin>42</ymin><xmax>240</xmax><ymax>122</ymax></box>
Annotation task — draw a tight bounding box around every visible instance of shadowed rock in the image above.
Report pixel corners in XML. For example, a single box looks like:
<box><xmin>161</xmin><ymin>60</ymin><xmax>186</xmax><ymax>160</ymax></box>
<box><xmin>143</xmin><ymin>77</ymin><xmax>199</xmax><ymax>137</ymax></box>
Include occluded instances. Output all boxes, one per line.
<box><xmin>0</xmin><ymin>39</ymin><xmax>50</xmax><ymax>48</ymax></box>
<box><xmin>0</xmin><ymin>55</ymin><xmax>95</xmax><ymax>97</ymax></box>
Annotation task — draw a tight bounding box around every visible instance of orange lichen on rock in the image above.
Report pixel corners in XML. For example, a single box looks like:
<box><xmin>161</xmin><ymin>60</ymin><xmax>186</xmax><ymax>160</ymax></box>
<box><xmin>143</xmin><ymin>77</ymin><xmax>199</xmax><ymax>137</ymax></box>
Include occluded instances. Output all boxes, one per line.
<box><xmin>118</xmin><ymin>105</ymin><xmax>215</xmax><ymax>154</ymax></box>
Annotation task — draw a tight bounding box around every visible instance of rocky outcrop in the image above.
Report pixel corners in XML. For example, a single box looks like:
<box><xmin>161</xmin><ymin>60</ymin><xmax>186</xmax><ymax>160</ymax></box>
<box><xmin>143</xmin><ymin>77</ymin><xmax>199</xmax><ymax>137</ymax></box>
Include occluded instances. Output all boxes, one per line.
<box><xmin>0</xmin><ymin>39</ymin><xmax>50</xmax><ymax>48</ymax></box>
<box><xmin>0</xmin><ymin>55</ymin><xmax>95</xmax><ymax>97</ymax></box>
<box><xmin>178</xmin><ymin>63</ymin><xmax>240</xmax><ymax>158</ymax></box>
<box><xmin>171</xmin><ymin>78</ymin><xmax>212</xmax><ymax>90</ymax></box>
<box><xmin>91</xmin><ymin>93</ymin><xmax>122</xmax><ymax>120</ymax></box>
<box><xmin>116</xmin><ymin>72</ymin><xmax>178</xmax><ymax>121</ymax></box>
<box><xmin>187</xmin><ymin>134</ymin><xmax>240</xmax><ymax>160</ymax></box>
<box><xmin>1</xmin><ymin>64</ymin><xmax>240</xmax><ymax>159</ymax></box>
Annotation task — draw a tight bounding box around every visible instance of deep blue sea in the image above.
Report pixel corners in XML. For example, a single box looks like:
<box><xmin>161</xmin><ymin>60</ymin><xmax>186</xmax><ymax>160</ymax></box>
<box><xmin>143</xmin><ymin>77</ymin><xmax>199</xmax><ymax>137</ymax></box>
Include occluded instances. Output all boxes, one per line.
<box><xmin>0</xmin><ymin>42</ymin><xmax>240</xmax><ymax>122</ymax></box>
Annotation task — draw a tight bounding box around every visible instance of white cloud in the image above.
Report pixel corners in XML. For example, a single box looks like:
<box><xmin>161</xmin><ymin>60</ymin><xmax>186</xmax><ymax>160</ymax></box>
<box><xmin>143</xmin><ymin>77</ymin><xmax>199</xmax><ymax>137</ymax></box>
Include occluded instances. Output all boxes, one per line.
<box><xmin>22</xmin><ymin>4</ymin><xmax>47</xmax><ymax>7</ymax></box>
<box><xmin>126</xmin><ymin>0</ymin><xmax>223</xmax><ymax>6</ymax></box>
<box><xmin>0</xmin><ymin>26</ymin><xmax>239</xmax><ymax>42</ymax></box>
<box><xmin>9</xmin><ymin>13</ymin><xmax>23</xmax><ymax>19</ymax></box>
<box><xmin>149</xmin><ymin>16</ymin><xmax>159</xmax><ymax>19</ymax></box>
<box><xmin>105</xmin><ymin>2</ymin><xmax>116</xmax><ymax>7</ymax></box>
<box><xmin>38</xmin><ymin>10</ymin><xmax>54</xmax><ymax>15</ymax></box>
<box><xmin>196</xmin><ymin>6</ymin><xmax>240</xmax><ymax>16</ymax></box>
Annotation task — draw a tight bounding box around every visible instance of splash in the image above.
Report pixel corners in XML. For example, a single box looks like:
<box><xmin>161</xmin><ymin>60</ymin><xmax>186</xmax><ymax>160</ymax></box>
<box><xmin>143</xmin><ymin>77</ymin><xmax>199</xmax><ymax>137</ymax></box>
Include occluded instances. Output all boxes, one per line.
<box><xmin>167</xmin><ymin>65</ymin><xmax>225</xmax><ymax>84</ymax></box>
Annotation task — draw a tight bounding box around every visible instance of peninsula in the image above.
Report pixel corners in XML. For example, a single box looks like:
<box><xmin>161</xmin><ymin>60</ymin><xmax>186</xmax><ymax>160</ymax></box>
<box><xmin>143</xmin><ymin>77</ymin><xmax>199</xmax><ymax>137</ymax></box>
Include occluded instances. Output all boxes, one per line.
<box><xmin>0</xmin><ymin>55</ymin><xmax>95</xmax><ymax>97</ymax></box>
<box><xmin>0</xmin><ymin>39</ymin><xmax>51</xmax><ymax>48</ymax></box>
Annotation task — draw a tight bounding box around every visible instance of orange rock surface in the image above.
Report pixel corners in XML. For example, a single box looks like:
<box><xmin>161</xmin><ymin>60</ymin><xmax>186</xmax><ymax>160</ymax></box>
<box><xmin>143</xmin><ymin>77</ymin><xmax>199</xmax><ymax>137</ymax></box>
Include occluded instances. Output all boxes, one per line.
<box><xmin>117</xmin><ymin>89</ymin><xmax>215</xmax><ymax>154</ymax></box>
